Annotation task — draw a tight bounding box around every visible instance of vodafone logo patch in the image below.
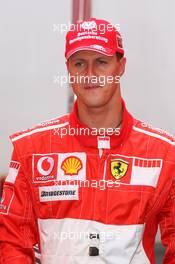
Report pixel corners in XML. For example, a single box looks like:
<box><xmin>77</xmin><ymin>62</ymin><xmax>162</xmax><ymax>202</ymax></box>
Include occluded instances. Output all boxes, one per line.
<box><xmin>33</xmin><ymin>154</ymin><xmax>58</xmax><ymax>183</ymax></box>
<box><xmin>37</xmin><ymin>157</ymin><xmax>54</xmax><ymax>176</ymax></box>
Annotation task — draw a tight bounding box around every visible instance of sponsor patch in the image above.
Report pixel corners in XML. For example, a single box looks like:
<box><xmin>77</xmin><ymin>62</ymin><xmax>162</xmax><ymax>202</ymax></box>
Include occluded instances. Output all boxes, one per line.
<box><xmin>57</xmin><ymin>152</ymin><xmax>86</xmax><ymax>181</ymax></box>
<box><xmin>111</xmin><ymin>159</ymin><xmax>129</xmax><ymax>180</ymax></box>
<box><xmin>98</xmin><ymin>136</ymin><xmax>110</xmax><ymax>149</ymax></box>
<box><xmin>33</xmin><ymin>154</ymin><xmax>58</xmax><ymax>183</ymax></box>
<box><xmin>81</xmin><ymin>21</ymin><xmax>97</xmax><ymax>30</ymax></box>
<box><xmin>108</xmin><ymin>155</ymin><xmax>162</xmax><ymax>187</ymax></box>
<box><xmin>0</xmin><ymin>185</ymin><xmax>14</xmax><ymax>214</ymax></box>
<box><xmin>130</xmin><ymin>158</ymin><xmax>162</xmax><ymax>187</ymax></box>
<box><xmin>5</xmin><ymin>161</ymin><xmax>20</xmax><ymax>184</ymax></box>
<box><xmin>39</xmin><ymin>185</ymin><xmax>79</xmax><ymax>202</ymax></box>
<box><xmin>61</xmin><ymin>156</ymin><xmax>82</xmax><ymax>175</ymax></box>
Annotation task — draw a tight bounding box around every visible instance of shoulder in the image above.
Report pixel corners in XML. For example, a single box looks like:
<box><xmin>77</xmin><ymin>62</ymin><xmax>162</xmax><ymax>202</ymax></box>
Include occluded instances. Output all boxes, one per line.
<box><xmin>10</xmin><ymin>113</ymin><xmax>70</xmax><ymax>143</ymax></box>
<box><xmin>132</xmin><ymin>119</ymin><xmax>175</xmax><ymax>146</ymax></box>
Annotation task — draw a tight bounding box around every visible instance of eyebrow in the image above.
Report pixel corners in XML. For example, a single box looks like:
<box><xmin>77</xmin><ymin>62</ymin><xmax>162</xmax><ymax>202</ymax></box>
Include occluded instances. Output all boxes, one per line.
<box><xmin>96</xmin><ymin>56</ymin><xmax>109</xmax><ymax>60</ymax></box>
<box><xmin>70</xmin><ymin>57</ymin><xmax>85</xmax><ymax>62</ymax></box>
<box><xmin>70</xmin><ymin>56</ymin><xmax>109</xmax><ymax>61</ymax></box>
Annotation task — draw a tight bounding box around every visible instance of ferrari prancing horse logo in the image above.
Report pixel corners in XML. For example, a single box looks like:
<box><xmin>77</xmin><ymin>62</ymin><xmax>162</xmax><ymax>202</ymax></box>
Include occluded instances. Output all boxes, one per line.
<box><xmin>111</xmin><ymin>159</ymin><xmax>129</xmax><ymax>180</ymax></box>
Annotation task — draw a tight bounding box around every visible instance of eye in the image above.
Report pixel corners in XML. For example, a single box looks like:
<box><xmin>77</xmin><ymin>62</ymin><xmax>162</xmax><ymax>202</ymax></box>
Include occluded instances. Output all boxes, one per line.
<box><xmin>97</xmin><ymin>59</ymin><xmax>108</xmax><ymax>65</ymax></box>
<box><xmin>74</xmin><ymin>61</ymin><xmax>84</xmax><ymax>67</ymax></box>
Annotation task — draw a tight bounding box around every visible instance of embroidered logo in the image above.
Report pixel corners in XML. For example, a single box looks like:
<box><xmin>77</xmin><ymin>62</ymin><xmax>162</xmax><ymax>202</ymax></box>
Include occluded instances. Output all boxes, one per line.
<box><xmin>111</xmin><ymin>159</ymin><xmax>128</xmax><ymax>180</ymax></box>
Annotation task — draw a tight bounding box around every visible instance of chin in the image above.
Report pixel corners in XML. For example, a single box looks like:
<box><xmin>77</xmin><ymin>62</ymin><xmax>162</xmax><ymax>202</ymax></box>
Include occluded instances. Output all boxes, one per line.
<box><xmin>83</xmin><ymin>98</ymin><xmax>108</xmax><ymax>108</ymax></box>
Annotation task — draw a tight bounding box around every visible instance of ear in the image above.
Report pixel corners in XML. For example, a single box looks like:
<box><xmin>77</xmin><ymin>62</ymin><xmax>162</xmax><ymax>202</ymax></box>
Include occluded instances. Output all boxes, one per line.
<box><xmin>119</xmin><ymin>56</ymin><xmax>126</xmax><ymax>76</ymax></box>
<box><xmin>66</xmin><ymin>60</ymin><xmax>69</xmax><ymax>71</ymax></box>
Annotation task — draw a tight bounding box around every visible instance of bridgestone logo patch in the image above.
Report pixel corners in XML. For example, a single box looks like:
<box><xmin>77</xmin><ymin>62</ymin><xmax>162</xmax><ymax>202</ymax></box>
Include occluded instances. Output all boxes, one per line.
<box><xmin>39</xmin><ymin>185</ymin><xmax>79</xmax><ymax>202</ymax></box>
<box><xmin>41</xmin><ymin>190</ymin><xmax>76</xmax><ymax>197</ymax></box>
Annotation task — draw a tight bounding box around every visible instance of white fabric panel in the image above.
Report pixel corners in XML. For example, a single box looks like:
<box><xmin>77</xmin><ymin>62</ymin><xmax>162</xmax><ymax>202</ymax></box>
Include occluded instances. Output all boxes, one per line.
<box><xmin>38</xmin><ymin>218</ymin><xmax>150</xmax><ymax>264</ymax></box>
<box><xmin>131</xmin><ymin>166</ymin><xmax>161</xmax><ymax>187</ymax></box>
<box><xmin>5</xmin><ymin>168</ymin><xmax>19</xmax><ymax>184</ymax></box>
<box><xmin>39</xmin><ymin>185</ymin><xmax>79</xmax><ymax>202</ymax></box>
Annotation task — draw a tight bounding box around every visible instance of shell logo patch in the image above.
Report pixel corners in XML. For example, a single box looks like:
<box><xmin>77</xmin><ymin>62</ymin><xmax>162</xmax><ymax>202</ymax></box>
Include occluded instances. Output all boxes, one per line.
<box><xmin>61</xmin><ymin>156</ymin><xmax>83</xmax><ymax>175</ymax></box>
<box><xmin>111</xmin><ymin>159</ymin><xmax>128</xmax><ymax>180</ymax></box>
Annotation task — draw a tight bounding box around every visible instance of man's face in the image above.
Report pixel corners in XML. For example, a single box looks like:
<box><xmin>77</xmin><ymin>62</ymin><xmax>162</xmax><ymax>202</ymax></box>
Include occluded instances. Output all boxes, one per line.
<box><xmin>67</xmin><ymin>50</ymin><xmax>126</xmax><ymax>108</ymax></box>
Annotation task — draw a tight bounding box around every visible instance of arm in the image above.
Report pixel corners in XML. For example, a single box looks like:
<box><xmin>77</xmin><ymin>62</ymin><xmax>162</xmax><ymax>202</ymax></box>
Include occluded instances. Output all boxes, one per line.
<box><xmin>0</xmin><ymin>174</ymin><xmax>6</xmax><ymax>197</ymax></box>
<box><xmin>0</xmin><ymin>150</ymin><xmax>38</xmax><ymax>264</ymax></box>
<box><xmin>158</xmin><ymin>178</ymin><xmax>175</xmax><ymax>264</ymax></box>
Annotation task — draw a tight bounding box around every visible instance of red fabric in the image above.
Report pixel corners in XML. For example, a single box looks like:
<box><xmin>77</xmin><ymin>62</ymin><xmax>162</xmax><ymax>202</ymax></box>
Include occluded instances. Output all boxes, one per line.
<box><xmin>0</xmin><ymin>100</ymin><xmax>175</xmax><ymax>263</ymax></box>
<box><xmin>69</xmin><ymin>99</ymin><xmax>133</xmax><ymax>148</ymax></box>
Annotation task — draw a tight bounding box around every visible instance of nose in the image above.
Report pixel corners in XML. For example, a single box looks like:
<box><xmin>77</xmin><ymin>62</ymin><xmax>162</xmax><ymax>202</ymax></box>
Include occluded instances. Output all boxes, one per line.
<box><xmin>84</xmin><ymin>63</ymin><xmax>97</xmax><ymax>85</ymax></box>
<box><xmin>85</xmin><ymin>63</ymin><xmax>95</xmax><ymax>77</ymax></box>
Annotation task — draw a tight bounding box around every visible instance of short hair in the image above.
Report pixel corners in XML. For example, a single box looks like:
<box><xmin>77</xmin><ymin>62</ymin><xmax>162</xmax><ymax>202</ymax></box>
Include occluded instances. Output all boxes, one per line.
<box><xmin>116</xmin><ymin>52</ymin><xmax>123</xmax><ymax>61</ymax></box>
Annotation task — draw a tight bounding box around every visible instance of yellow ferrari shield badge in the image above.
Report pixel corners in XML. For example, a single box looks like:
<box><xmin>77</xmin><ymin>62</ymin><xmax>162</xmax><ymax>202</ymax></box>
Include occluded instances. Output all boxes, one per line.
<box><xmin>111</xmin><ymin>159</ymin><xmax>128</xmax><ymax>180</ymax></box>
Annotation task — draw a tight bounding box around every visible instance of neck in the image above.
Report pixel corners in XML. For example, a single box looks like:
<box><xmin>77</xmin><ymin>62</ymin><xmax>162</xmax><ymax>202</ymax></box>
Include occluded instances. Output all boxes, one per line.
<box><xmin>76</xmin><ymin>95</ymin><xmax>122</xmax><ymax>130</ymax></box>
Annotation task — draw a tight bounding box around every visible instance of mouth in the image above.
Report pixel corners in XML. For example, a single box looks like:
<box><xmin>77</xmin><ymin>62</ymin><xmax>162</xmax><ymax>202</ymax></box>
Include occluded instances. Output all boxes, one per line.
<box><xmin>84</xmin><ymin>85</ymin><xmax>102</xmax><ymax>90</ymax></box>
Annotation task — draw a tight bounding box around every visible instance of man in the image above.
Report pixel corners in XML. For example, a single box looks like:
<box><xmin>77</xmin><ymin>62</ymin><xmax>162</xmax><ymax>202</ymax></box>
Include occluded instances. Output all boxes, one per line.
<box><xmin>0</xmin><ymin>18</ymin><xmax>175</xmax><ymax>264</ymax></box>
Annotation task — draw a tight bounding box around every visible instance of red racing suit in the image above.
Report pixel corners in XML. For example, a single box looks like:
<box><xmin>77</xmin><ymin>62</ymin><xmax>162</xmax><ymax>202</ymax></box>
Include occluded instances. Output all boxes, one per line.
<box><xmin>0</xmin><ymin>100</ymin><xmax>175</xmax><ymax>264</ymax></box>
